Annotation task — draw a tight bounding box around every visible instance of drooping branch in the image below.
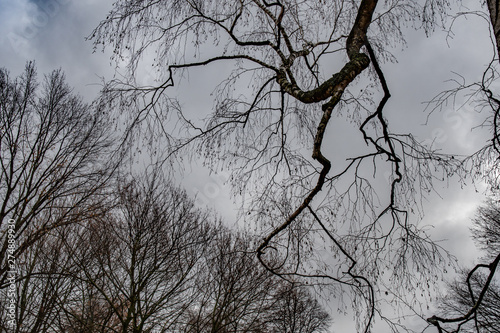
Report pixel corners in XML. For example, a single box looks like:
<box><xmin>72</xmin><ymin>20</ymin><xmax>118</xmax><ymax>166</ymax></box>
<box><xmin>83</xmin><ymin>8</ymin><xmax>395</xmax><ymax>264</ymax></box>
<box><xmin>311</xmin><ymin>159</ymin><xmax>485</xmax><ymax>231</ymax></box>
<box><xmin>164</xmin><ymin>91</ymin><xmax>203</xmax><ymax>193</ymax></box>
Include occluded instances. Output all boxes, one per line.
<box><xmin>307</xmin><ymin>205</ymin><xmax>376</xmax><ymax>332</ymax></box>
<box><xmin>257</xmin><ymin>0</ymin><xmax>379</xmax><ymax>265</ymax></box>
<box><xmin>87</xmin><ymin>1</ymin><xmax>474</xmax><ymax>331</ymax></box>
<box><xmin>361</xmin><ymin>39</ymin><xmax>401</xmax><ymax>207</ymax></box>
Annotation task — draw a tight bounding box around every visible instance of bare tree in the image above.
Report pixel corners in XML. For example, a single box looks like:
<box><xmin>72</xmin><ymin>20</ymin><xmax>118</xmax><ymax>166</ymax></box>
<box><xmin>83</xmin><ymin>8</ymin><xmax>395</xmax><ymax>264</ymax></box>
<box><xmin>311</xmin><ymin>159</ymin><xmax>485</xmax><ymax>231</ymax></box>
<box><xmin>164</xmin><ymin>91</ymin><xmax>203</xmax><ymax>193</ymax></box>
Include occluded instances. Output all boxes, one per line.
<box><xmin>0</xmin><ymin>62</ymin><xmax>117</xmax><ymax>288</ymax></box>
<box><xmin>2</xmin><ymin>163</ymin><xmax>332</xmax><ymax>332</ymax></box>
<box><xmin>58</xmin><ymin>169</ymin><xmax>217</xmax><ymax>333</ymax></box>
<box><xmin>183</xmin><ymin>230</ymin><xmax>280</xmax><ymax>333</ymax></box>
<box><xmin>90</xmin><ymin>0</ymin><xmax>461</xmax><ymax>331</ymax></box>
<box><xmin>182</xmin><ymin>229</ymin><xmax>331</xmax><ymax>333</ymax></box>
<box><xmin>56</xmin><ymin>277</ymin><xmax>121</xmax><ymax>333</ymax></box>
<box><xmin>266</xmin><ymin>281</ymin><xmax>331</xmax><ymax>333</ymax></box>
<box><xmin>0</xmin><ymin>226</ymin><xmax>75</xmax><ymax>333</ymax></box>
<box><xmin>429</xmin><ymin>200</ymin><xmax>500</xmax><ymax>332</ymax></box>
<box><xmin>45</xmin><ymin>222</ymin><xmax>120</xmax><ymax>333</ymax></box>
<box><xmin>424</xmin><ymin>2</ymin><xmax>500</xmax><ymax>331</ymax></box>
<box><xmin>436</xmin><ymin>269</ymin><xmax>500</xmax><ymax>333</ymax></box>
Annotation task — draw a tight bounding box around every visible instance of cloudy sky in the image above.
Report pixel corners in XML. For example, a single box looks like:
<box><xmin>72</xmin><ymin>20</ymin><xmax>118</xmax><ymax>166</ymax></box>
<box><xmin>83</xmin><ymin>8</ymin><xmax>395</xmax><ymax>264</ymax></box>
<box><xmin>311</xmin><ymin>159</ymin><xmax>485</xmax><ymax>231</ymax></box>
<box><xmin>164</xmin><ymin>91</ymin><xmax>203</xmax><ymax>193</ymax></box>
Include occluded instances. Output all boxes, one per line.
<box><xmin>0</xmin><ymin>0</ymin><xmax>114</xmax><ymax>98</ymax></box>
<box><xmin>0</xmin><ymin>0</ymin><xmax>496</xmax><ymax>331</ymax></box>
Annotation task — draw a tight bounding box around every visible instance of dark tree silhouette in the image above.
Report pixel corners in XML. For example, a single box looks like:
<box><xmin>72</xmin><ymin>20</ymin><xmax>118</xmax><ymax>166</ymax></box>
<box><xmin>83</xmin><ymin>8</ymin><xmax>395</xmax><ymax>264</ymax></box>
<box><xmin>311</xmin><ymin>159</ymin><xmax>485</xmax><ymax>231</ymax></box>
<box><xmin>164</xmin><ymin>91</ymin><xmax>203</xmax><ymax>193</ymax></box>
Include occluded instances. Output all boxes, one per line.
<box><xmin>429</xmin><ymin>200</ymin><xmax>500</xmax><ymax>332</ymax></box>
<box><xmin>0</xmin><ymin>62</ymin><xmax>117</xmax><ymax>289</ymax></box>
<box><xmin>183</xmin><ymin>230</ymin><xmax>281</xmax><ymax>333</ymax></box>
<box><xmin>425</xmin><ymin>2</ymin><xmax>500</xmax><ymax>331</ymax></box>
<box><xmin>182</xmin><ymin>229</ymin><xmax>331</xmax><ymax>333</ymax></box>
<box><xmin>0</xmin><ymin>225</ymin><xmax>78</xmax><ymax>332</ymax></box>
<box><xmin>265</xmin><ymin>281</ymin><xmax>332</xmax><ymax>333</ymax></box>
<box><xmin>60</xmin><ymin>170</ymin><xmax>217</xmax><ymax>333</ymax></box>
<box><xmin>437</xmin><ymin>269</ymin><xmax>500</xmax><ymax>333</ymax></box>
<box><xmin>90</xmin><ymin>0</ymin><xmax>462</xmax><ymax>331</ymax></box>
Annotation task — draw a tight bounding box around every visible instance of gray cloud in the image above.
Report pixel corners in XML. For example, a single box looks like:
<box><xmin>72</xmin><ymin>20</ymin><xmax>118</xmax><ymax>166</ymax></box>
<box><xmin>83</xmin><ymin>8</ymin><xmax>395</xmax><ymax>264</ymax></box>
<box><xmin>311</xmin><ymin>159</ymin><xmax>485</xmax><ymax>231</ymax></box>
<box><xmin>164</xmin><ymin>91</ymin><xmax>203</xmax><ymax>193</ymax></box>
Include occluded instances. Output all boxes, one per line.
<box><xmin>0</xmin><ymin>0</ymin><xmax>113</xmax><ymax>100</ymax></box>
<box><xmin>0</xmin><ymin>0</ymin><xmax>495</xmax><ymax>331</ymax></box>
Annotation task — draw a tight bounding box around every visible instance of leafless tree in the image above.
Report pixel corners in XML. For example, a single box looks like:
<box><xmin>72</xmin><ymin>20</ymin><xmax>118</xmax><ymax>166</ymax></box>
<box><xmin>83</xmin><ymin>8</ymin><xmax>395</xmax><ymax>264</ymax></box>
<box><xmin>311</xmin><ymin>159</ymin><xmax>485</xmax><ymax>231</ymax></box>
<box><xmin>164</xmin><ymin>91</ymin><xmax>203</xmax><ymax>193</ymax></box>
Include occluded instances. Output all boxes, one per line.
<box><xmin>50</xmin><ymin>221</ymin><xmax>121</xmax><ymax>333</ymax></box>
<box><xmin>436</xmin><ymin>269</ymin><xmax>500</xmax><ymax>333</ymax></box>
<box><xmin>0</xmin><ymin>225</ymin><xmax>75</xmax><ymax>333</ymax></box>
<box><xmin>2</xmin><ymin>163</ymin><xmax>332</xmax><ymax>332</ymax></box>
<box><xmin>183</xmin><ymin>230</ymin><xmax>278</xmax><ymax>333</ymax></box>
<box><xmin>265</xmin><ymin>281</ymin><xmax>331</xmax><ymax>333</ymax></box>
<box><xmin>429</xmin><ymin>199</ymin><xmax>500</xmax><ymax>332</ymax></box>
<box><xmin>90</xmin><ymin>0</ymin><xmax>462</xmax><ymax>331</ymax></box>
<box><xmin>57</xmin><ymin>169</ymin><xmax>217</xmax><ymax>333</ymax></box>
<box><xmin>56</xmin><ymin>278</ymin><xmax>121</xmax><ymax>333</ymax></box>
<box><xmin>182</xmin><ymin>229</ymin><xmax>331</xmax><ymax>333</ymax></box>
<box><xmin>423</xmin><ymin>2</ymin><xmax>500</xmax><ymax>331</ymax></box>
<box><xmin>0</xmin><ymin>62</ymin><xmax>117</xmax><ymax>288</ymax></box>
<box><xmin>0</xmin><ymin>189</ymin><xmax>115</xmax><ymax>332</ymax></box>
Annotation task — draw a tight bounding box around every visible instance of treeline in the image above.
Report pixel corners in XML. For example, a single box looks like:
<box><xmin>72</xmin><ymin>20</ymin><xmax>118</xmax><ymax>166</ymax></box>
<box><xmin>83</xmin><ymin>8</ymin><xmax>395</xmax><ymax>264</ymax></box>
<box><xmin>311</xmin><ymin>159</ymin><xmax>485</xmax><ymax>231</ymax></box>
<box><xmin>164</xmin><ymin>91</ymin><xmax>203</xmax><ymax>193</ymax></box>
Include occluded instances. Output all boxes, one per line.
<box><xmin>0</xmin><ymin>64</ymin><xmax>331</xmax><ymax>332</ymax></box>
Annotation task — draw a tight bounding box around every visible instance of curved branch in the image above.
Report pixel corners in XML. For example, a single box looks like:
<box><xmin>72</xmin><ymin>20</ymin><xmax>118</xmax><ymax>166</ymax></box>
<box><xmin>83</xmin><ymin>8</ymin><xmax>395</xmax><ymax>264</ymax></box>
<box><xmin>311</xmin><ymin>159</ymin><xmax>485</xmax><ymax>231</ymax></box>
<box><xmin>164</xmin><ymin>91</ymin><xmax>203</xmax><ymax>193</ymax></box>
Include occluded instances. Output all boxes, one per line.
<box><xmin>257</xmin><ymin>0</ymin><xmax>378</xmax><ymax>274</ymax></box>
<box><xmin>427</xmin><ymin>252</ymin><xmax>500</xmax><ymax>330</ymax></box>
<box><xmin>307</xmin><ymin>205</ymin><xmax>375</xmax><ymax>333</ymax></box>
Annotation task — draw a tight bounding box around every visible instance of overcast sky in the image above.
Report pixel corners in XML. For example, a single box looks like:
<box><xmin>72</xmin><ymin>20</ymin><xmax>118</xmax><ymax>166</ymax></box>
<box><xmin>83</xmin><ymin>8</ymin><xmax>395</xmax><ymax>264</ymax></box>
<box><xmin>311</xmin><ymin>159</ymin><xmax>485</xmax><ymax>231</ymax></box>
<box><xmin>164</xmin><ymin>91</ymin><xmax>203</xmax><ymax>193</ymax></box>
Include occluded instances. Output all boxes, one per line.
<box><xmin>0</xmin><ymin>0</ymin><xmax>496</xmax><ymax>331</ymax></box>
<box><xmin>0</xmin><ymin>0</ymin><xmax>114</xmax><ymax>99</ymax></box>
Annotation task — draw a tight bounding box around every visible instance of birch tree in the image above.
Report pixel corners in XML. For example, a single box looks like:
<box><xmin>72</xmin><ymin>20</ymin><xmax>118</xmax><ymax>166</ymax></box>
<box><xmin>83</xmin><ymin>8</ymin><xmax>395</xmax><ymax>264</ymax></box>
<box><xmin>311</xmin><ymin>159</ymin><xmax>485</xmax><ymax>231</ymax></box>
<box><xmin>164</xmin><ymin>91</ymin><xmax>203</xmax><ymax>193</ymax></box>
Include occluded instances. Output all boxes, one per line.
<box><xmin>90</xmin><ymin>0</ymin><xmax>474</xmax><ymax>331</ymax></box>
